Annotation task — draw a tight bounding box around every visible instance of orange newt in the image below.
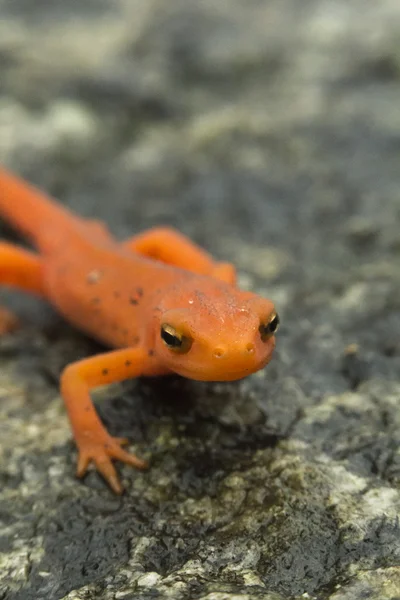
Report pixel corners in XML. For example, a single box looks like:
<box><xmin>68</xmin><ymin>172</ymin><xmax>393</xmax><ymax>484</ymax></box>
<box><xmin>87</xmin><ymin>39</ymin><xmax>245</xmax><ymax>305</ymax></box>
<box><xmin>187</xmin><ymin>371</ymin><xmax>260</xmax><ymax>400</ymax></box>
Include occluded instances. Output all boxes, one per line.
<box><xmin>0</xmin><ymin>167</ymin><xmax>279</xmax><ymax>493</ymax></box>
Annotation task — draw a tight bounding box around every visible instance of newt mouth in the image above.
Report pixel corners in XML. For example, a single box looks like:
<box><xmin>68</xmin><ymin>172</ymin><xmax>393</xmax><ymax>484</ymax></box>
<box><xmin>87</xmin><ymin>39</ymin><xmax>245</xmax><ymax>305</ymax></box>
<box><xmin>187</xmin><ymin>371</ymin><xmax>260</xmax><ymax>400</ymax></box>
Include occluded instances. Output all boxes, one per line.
<box><xmin>171</xmin><ymin>343</ymin><xmax>275</xmax><ymax>382</ymax></box>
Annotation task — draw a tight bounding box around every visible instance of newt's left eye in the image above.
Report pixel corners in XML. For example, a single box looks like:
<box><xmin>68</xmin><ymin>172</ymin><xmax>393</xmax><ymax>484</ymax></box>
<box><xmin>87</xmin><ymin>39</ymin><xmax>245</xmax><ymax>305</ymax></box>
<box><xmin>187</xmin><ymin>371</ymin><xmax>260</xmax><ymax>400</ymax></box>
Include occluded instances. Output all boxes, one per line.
<box><xmin>259</xmin><ymin>312</ymin><xmax>279</xmax><ymax>342</ymax></box>
<box><xmin>161</xmin><ymin>324</ymin><xmax>193</xmax><ymax>353</ymax></box>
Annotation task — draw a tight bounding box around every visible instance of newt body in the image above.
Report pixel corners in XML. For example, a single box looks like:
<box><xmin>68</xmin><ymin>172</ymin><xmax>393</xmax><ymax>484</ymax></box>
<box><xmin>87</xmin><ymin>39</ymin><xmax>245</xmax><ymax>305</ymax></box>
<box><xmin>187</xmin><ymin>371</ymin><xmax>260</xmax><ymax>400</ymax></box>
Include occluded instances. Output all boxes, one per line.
<box><xmin>0</xmin><ymin>168</ymin><xmax>278</xmax><ymax>493</ymax></box>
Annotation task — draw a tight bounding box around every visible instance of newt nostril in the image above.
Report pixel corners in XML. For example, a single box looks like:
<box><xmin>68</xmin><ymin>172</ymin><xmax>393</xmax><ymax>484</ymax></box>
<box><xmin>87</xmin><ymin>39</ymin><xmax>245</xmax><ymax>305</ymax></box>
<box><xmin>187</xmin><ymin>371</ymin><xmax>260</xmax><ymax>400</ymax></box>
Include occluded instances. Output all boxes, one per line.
<box><xmin>213</xmin><ymin>348</ymin><xmax>225</xmax><ymax>358</ymax></box>
<box><xmin>246</xmin><ymin>343</ymin><xmax>255</xmax><ymax>354</ymax></box>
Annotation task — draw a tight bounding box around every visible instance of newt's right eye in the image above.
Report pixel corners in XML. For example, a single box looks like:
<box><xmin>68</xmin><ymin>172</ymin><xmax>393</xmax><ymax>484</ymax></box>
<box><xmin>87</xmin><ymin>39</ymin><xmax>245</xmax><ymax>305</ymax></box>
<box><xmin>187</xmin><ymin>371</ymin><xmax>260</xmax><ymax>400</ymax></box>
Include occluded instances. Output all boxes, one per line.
<box><xmin>259</xmin><ymin>311</ymin><xmax>280</xmax><ymax>342</ymax></box>
<box><xmin>161</xmin><ymin>324</ymin><xmax>193</xmax><ymax>353</ymax></box>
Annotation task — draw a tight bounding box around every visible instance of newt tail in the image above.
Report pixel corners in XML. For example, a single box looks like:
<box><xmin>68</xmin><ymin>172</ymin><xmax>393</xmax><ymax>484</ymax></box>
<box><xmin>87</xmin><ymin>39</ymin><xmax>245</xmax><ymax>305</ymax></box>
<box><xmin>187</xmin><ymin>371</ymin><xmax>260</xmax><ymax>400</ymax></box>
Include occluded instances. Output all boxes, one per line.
<box><xmin>0</xmin><ymin>168</ymin><xmax>79</xmax><ymax>252</ymax></box>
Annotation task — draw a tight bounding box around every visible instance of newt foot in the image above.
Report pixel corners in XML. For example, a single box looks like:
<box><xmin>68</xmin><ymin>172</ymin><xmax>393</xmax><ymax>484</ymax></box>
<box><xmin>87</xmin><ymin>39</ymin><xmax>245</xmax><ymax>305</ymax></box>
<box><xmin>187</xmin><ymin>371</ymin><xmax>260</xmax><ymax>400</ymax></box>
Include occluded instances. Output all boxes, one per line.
<box><xmin>76</xmin><ymin>433</ymin><xmax>148</xmax><ymax>494</ymax></box>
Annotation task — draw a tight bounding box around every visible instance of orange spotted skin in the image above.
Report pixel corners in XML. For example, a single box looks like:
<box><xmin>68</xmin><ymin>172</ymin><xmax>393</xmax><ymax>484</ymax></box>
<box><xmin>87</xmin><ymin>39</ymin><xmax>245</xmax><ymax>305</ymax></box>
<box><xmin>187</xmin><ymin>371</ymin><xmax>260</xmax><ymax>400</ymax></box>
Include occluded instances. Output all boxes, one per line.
<box><xmin>0</xmin><ymin>167</ymin><xmax>278</xmax><ymax>493</ymax></box>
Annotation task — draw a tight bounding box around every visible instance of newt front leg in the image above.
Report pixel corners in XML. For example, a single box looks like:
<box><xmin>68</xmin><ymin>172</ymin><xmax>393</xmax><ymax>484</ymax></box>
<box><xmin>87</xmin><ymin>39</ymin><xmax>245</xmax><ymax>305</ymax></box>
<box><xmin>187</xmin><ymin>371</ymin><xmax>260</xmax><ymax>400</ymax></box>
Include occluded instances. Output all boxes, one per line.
<box><xmin>60</xmin><ymin>347</ymin><xmax>159</xmax><ymax>494</ymax></box>
<box><xmin>123</xmin><ymin>226</ymin><xmax>237</xmax><ymax>284</ymax></box>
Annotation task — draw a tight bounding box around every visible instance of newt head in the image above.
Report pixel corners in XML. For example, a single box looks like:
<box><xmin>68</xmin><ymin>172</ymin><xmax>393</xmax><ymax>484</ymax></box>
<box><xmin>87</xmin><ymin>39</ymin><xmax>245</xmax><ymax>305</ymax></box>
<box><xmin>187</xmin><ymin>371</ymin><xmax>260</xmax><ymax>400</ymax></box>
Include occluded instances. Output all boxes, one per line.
<box><xmin>152</xmin><ymin>281</ymin><xmax>278</xmax><ymax>381</ymax></box>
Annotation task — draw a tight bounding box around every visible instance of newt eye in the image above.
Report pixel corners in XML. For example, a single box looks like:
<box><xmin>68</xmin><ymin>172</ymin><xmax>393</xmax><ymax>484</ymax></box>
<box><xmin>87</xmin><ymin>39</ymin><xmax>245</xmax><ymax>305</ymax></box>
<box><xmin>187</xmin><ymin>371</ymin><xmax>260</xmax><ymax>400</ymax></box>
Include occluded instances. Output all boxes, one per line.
<box><xmin>259</xmin><ymin>312</ymin><xmax>279</xmax><ymax>342</ymax></box>
<box><xmin>161</xmin><ymin>324</ymin><xmax>193</xmax><ymax>353</ymax></box>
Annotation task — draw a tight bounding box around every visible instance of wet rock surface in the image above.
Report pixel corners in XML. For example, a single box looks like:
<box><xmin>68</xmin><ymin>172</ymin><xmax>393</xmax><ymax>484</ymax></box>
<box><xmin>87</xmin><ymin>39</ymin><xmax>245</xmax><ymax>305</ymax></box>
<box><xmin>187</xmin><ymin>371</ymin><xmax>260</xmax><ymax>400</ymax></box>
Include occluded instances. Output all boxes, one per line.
<box><xmin>1</xmin><ymin>1</ymin><xmax>400</xmax><ymax>599</ymax></box>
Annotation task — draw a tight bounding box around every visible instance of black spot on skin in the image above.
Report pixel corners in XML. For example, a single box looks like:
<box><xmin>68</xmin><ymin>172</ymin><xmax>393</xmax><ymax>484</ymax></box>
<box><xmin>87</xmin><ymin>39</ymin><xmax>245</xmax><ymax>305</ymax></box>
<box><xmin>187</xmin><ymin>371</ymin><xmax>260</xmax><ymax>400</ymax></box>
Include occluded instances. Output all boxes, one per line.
<box><xmin>129</xmin><ymin>297</ymin><xmax>138</xmax><ymax>305</ymax></box>
<box><xmin>91</xmin><ymin>297</ymin><xmax>101</xmax><ymax>305</ymax></box>
<box><xmin>137</xmin><ymin>287</ymin><xmax>144</xmax><ymax>297</ymax></box>
<box><xmin>132</xmin><ymin>336</ymin><xmax>140</xmax><ymax>345</ymax></box>
<box><xmin>114</xmin><ymin>291</ymin><xmax>120</xmax><ymax>298</ymax></box>
<box><xmin>125</xmin><ymin>360</ymin><xmax>131</xmax><ymax>367</ymax></box>
<box><xmin>84</xmin><ymin>406</ymin><xmax>90</xmax><ymax>412</ymax></box>
<box><xmin>102</xmin><ymin>368</ymin><xmax>109</xmax><ymax>376</ymax></box>
<box><xmin>148</xmin><ymin>349</ymin><xmax>154</xmax><ymax>357</ymax></box>
<box><xmin>194</xmin><ymin>289</ymin><xmax>207</xmax><ymax>302</ymax></box>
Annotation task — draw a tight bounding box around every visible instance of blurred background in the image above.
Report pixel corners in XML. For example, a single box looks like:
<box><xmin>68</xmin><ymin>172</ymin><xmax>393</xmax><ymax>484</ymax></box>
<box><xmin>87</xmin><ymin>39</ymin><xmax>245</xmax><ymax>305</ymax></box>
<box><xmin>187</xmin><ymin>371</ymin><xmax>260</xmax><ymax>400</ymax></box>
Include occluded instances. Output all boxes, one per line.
<box><xmin>1</xmin><ymin>0</ymin><xmax>399</xmax><ymax>262</ymax></box>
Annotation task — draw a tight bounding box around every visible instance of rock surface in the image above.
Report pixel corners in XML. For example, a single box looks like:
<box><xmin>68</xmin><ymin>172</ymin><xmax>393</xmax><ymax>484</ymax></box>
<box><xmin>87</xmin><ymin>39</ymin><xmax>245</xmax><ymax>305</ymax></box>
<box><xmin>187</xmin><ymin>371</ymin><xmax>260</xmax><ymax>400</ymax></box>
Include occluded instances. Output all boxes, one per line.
<box><xmin>0</xmin><ymin>1</ymin><xmax>400</xmax><ymax>599</ymax></box>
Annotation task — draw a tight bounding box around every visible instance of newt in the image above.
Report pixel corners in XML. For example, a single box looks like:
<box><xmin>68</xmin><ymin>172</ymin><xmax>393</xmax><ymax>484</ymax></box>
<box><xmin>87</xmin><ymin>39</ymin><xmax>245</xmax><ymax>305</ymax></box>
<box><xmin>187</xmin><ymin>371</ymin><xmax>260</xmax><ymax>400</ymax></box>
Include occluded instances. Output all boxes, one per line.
<box><xmin>0</xmin><ymin>167</ymin><xmax>279</xmax><ymax>493</ymax></box>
